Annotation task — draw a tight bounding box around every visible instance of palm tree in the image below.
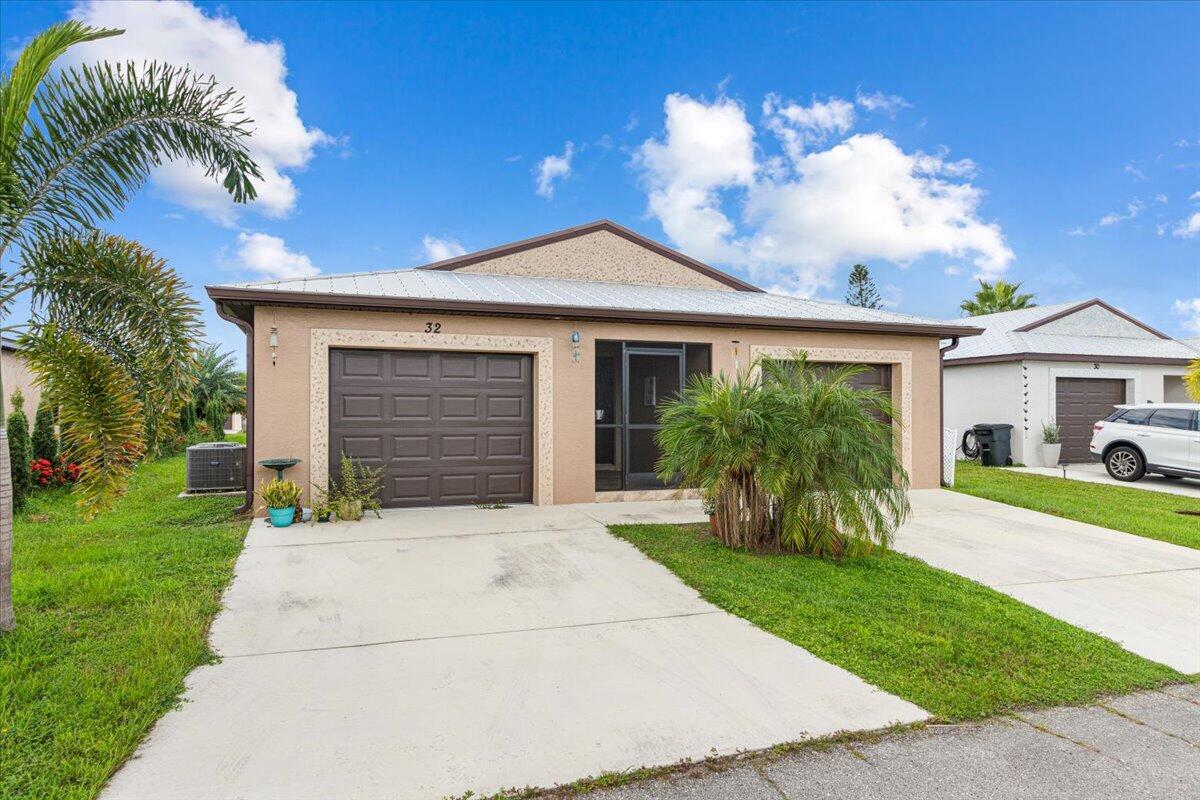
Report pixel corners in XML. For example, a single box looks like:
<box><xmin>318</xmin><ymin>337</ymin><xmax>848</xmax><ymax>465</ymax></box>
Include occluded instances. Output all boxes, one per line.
<box><xmin>959</xmin><ymin>279</ymin><xmax>1036</xmax><ymax>316</ymax></box>
<box><xmin>1185</xmin><ymin>357</ymin><xmax>1200</xmax><ymax>402</ymax></box>
<box><xmin>0</xmin><ymin>21</ymin><xmax>260</xmax><ymax>631</ymax></box>
<box><xmin>655</xmin><ymin>354</ymin><xmax>910</xmax><ymax>558</ymax></box>
<box><xmin>191</xmin><ymin>343</ymin><xmax>246</xmax><ymax>430</ymax></box>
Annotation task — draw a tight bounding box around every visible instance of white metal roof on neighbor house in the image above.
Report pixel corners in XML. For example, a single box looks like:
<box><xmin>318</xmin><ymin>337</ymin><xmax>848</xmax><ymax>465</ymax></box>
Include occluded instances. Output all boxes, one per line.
<box><xmin>945</xmin><ymin>300</ymin><xmax>1197</xmax><ymax>363</ymax></box>
<box><xmin>212</xmin><ymin>267</ymin><xmax>979</xmax><ymax>332</ymax></box>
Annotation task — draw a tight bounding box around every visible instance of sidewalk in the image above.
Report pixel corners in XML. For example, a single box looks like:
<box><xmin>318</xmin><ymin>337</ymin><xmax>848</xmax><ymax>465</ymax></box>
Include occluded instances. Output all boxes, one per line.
<box><xmin>581</xmin><ymin>685</ymin><xmax>1200</xmax><ymax>800</ymax></box>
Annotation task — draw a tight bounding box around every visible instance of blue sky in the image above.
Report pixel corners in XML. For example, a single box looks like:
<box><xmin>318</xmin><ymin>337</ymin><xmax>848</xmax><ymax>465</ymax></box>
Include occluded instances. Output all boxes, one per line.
<box><xmin>3</xmin><ymin>1</ymin><xmax>1198</xmax><ymax>360</ymax></box>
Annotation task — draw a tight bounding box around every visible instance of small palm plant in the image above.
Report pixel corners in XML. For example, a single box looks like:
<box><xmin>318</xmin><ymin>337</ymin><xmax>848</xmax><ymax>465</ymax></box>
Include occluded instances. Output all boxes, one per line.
<box><xmin>1185</xmin><ymin>357</ymin><xmax>1200</xmax><ymax>402</ymax></box>
<box><xmin>757</xmin><ymin>356</ymin><xmax>910</xmax><ymax>558</ymax></box>
<box><xmin>654</xmin><ymin>371</ymin><xmax>776</xmax><ymax>549</ymax></box>
<box><xmin>655</xmin><ymin>353</ymin><xmax>910</xmax><ymax>559</ymax></box>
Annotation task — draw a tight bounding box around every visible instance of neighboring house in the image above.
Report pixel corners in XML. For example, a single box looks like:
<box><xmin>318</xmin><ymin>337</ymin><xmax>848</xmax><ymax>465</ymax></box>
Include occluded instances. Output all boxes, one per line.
<box><xmin>943</xmin><ymin>299</ymin><xmax>1195</xmax><ymax>466</ymax></box>
<box><xmin>224</xmin><ymin>412</ymin><xmax>244</xmax><ymax>435</ymax></box>
<box><xmin>1</xmin><ymin>337</ymin><xmax>42</xmax><ymax>418</ymax></box>
<box><xmin>208</xmin><ymin>220</ymin><xmax>980</xmax><ymax>512</ymax></box>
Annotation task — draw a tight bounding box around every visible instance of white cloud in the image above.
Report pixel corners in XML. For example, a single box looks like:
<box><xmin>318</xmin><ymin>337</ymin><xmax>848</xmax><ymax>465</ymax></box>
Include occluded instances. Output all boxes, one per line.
<box><xmin>534</xmin><ymin>141</ymin><xmax>574</xmax><ymax>198</ymax></box>
<box><xmin>624</xmin><ymin>113</ymin><xmax>639</xmax><ymax>132</ymax></box>
<box><xmin>763</xmin><ymin>94</ymin><xmax>856</xmax><ymax>162</ymax></box>
<box><xmin>1154</xmin><ymin>193</ymin><xmax>1168</xmax><ymax>204</ymax></box>
<box><xmin>1190</xmin><ymin>190</ymin><xmax>1200</xmax><ymax>201</ymax></box>
<box><xmin>1098</xmin><ymin>199</ymin><xmax>1145</xmax><ymax>227</ymax></box>
<box><xmin>1173</xmin><ymin>211</ymin><xmax>1200</xmax><ymax>238</ymax></box>
<box><xmin>1174</xmin><ymin>298</ymin><xmax>1200</xmax><ymax>333</ymax></box>
<box><xmin>944</xmin><ymin>265</ymin><xmax>964</xmax><ymax>276</ymax></box>
<box><xmin>634</xmin><ymin>93</ymin><xmax>1013</xmax><ymax>295</ymax></box>
<box><xmin>421</xmin><ymin>235</ymin><xmax>467</xmax><ymax>262</ymax></box>
<box><xmin>1124</xmin><ymin>161</ymin><xmax>1147</xmax><ymax>180</ymax></box>
<box><xmin>855</xmin><ymin>89</ymin><xmax>912</xmax><ymax>116</ymax></box>
<box><xmin>69</xmin><ymin>0</ymin><xmax>333</xmax><ymax>225</ymax></box>
<box><xmin>504</xmin><ymin>154</ymin><xmax>523</xmax><ymax>163</ymax></box>
<box><xmin>1066</xmin><ymin>226</ymin><xmax>1089</xmax><ymax>237</ymax></box>
<box><xmin>235</xmin><ymin>232</ymin><xmax>318</xmax><ymax>279</ymax></box>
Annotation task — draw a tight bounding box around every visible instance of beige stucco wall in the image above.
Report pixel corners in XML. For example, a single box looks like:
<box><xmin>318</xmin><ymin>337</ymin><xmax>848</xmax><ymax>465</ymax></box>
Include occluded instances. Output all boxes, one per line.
<box><xmin>2</xmin><ymin>349</ymin><xmax>42</xmax><ymax>418</ymax></box>
<box><xmin>450</xmin><ymin>230</ymin><xmax>737</xmax><ymax>290</ymax></box>
<box><xmin>249</xmin><ymin>305</ymin><xmax>944</xmax><ymax>510</ymax></box>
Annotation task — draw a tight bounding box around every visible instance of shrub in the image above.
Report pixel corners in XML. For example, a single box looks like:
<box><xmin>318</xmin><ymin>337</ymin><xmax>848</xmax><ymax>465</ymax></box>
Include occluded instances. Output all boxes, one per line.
<box><xmin>31</xmin><ymin>401</ymin><xmax>59</xmax><ymax>462</ymax></box>
<box><xmin>655</xmin><ymin>353</ymin><xmax>910</xmax><ymax>559</ymax></box>
<box><xmin>178</xmin><ymin>401</ymin><xmax>197</xmax><ymax>434</ymax></box>
<box><xmin>205</xmin><ymin>402</ymin><xmax>226</xmax><ymax>441</ymax></box>
<box><xmin>7</xmin><ymin>390</ymin><xmax>34</xmax><ymax>511</ymax></box>
<box><xmin>1041</xmin><ymin>422</ymin><xmax>1062</xmax><ymax>445</ymax></box>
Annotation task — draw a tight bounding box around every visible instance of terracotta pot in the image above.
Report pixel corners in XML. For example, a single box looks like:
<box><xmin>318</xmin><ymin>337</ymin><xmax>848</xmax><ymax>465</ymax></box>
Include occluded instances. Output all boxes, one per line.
<box><xmin>709</xmin><ymin>513</ymin><xmax>719</xmax><ymax>536</ymax></box>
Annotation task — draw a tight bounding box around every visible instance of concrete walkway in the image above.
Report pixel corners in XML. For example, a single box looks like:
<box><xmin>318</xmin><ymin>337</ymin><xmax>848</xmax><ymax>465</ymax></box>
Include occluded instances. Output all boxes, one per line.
<box><xmin>102</xmin><ymin>501</ymin><xmax>924</xmax><ymax>800</ymax></box>
<box><xmin>583</xmin><ymin>685</ymin><xmax>1200</xmax><ymax>800</ymax></box>
<box><xmin>1010</xmin><ymin>462</ymin><xmax>1200</xmax><ymax>498</ymax></box>
<box><xmin>896</xmin><ymin>490</ymin><xmax>1200</xmax><ymax>673</ymax></box>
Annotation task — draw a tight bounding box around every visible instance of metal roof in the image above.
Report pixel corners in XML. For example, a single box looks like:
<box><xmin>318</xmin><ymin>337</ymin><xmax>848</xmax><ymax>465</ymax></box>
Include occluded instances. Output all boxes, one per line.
<box><xmin>946</xmin><ymin>300</ymin><xmax>1196</xmax><ymax>363</ymax></box>
<box><xmin>210</xmin><ymin>268</ymin><xmax>980</xmax><ymax>335</ymax></box>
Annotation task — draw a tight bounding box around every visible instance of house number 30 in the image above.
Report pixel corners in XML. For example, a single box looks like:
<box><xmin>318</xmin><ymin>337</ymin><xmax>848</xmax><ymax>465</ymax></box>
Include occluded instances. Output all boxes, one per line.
<box><xmin>425</xmin><ymin>322</ymin><xmax>442</xmax><ymax>333</ymax></box>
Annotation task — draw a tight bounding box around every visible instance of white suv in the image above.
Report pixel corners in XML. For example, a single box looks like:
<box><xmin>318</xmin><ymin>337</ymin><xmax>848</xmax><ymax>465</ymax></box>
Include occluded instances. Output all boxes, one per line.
<box><xmin>1090</xmin><ymin>403</ymin><xmax>1200</xmax><ymax>482</ymax></box>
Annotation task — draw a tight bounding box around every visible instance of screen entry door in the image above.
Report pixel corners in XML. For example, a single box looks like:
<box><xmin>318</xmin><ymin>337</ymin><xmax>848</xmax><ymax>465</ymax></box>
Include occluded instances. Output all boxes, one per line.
<box><xmin>623</xmin><ymin>347</ymin><xmax>684</xmax><ymax>490</ymax></box>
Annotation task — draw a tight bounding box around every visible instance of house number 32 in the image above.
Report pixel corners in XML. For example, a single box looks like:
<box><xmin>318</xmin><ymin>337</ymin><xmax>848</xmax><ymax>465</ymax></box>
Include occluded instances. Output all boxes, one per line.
<box><xmin>424</xmin><ymin>322</ymin><xmax>442</xmax><ymax>333</ymax></box>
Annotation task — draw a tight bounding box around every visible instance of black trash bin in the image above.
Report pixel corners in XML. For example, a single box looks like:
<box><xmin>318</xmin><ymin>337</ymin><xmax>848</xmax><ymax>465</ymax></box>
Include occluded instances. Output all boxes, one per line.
<box><xmin>972</xmin><ymin>423</ymin><xmax>1014</xmax><ymax>467</ymax></box>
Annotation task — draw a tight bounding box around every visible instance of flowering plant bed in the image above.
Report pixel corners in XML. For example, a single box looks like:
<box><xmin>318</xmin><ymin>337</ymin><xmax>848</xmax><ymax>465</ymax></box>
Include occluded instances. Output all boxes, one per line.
<box><xmin>30</xmin><ymin>457</ymin><xmax>82</xmax><ymax>488</ymax></box>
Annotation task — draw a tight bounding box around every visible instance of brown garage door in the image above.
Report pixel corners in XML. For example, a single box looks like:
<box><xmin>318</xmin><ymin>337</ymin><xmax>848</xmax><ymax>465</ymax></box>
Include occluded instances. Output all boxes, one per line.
<box><xmin>1055</xmin><ymin>377</ymin><xmax>1126</xmax><ymax>463</ymax></box>
<box><xmin>329</xmin><ymin>349</ymin><xmax>533</xmax><ymax>507</ymax></box>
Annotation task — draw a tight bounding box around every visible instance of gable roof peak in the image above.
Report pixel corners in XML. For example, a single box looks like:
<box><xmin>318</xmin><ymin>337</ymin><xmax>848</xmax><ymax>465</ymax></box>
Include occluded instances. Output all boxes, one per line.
<box><xmin>415</xmin><ymin>219</ymin><xmax>763</xmax><ymax>292</ymax></box>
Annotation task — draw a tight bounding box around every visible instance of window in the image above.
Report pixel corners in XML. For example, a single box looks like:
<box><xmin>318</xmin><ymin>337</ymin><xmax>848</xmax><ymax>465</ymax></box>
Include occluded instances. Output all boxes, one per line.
<box><xmin>1148</xmin><ymin>409</ymin><xmax>1195</xmax><ymax>431</ymax></box>
<box><xmin>1113</xmin><ymin>408</ymin><xmax>1154</xmax><ymax>426</ymax></box>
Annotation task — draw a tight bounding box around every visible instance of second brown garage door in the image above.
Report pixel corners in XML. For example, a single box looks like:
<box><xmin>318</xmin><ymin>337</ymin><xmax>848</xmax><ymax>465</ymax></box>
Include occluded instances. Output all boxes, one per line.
<box><xmin>329</xmin><ymin>349</ymin><xmax>533</xmax><ymax>507</ymax></box>
<box><xmin>1055</xmin><ymin>377</ymin><xmax>1126</xmax><ymax>463</ymax></box>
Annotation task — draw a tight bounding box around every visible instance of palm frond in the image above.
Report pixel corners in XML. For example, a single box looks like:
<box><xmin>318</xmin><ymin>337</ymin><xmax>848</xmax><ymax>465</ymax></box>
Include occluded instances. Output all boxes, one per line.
<box><xmin>22</xmin><ymin>324</ymin><xmax>145</xmax><ymax>519</ymax></box>
<box><xmin>4</xmin><ymin>59</ymin><xmax>260</xmax><ymax>252</ymax></box>
<box><xmin>0</xmin><ymin>21</ymin><xmax>122</xmax><ymax>174</ymax></box>
<box><xmin>20</xmin><ymin>233</ymin><xmax>201</xmax><ymax>454</ymax></box>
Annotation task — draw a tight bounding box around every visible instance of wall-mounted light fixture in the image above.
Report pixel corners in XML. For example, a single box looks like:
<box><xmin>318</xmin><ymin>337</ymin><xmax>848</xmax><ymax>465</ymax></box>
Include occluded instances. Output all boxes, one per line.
<box><xmin>269</xmin><ymin>325</ymin><xmax>279</xmax><ymax>366</ymax></box>
<box><xmin>571</xmin><ymin>330</ymin><xmax>582</xmax><ymax>363</ymax></box>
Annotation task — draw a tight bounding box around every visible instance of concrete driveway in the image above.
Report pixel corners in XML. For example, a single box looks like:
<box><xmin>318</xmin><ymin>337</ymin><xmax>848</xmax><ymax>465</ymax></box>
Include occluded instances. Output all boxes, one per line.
<box><xmin>1010</xmin><ymin>462</ymin><xmax>1200</xmax><ymax>498</ymax></box>
<box><xmin>103</xmin><ymin>501</ymin><xmax>924</xmax><ymax>800</ymax></box>
<box><xmin>896</xmin><ymin>490</ymin><xmax>1200</xmax><ymax>673</ymax></box>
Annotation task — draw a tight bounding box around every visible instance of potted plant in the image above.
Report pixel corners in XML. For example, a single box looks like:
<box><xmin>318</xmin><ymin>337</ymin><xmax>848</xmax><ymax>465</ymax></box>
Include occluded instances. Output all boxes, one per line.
<box><xmin>260</xmin><ymin>478</ymin><xmax>302</xmax><ymax>528</ymax></box>
<box><xmin>318</xmin><ymin>454</ymin><xmax>384</xmax><ymax>522</ymax></box>
<box><xmin>702</xmin><ymin>494</ymin><xmax>718</xmax><ymax>536</ymax></box>
<box><xmin>1041</xmin><ymin>422</ymin><xmax>1062</xmax><ymax>467</ymax></box>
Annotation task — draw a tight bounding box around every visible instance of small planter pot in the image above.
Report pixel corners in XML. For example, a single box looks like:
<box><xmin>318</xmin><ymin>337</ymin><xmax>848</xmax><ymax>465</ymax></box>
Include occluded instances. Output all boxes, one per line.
<box><xmin>268</xmin><ymin>506</ymin><xmax>296</xmax><ymax>528</ymax></box>
<box><xmin>337</xmin><ymin>499</ymin><xmax>364</xmax><ymax>522</ymax></box>
<box><xmin>1042</xmin><ymin>443</ymin><xmax>1062</xmax><ymax>467</ymax></box>
<box><xmin>709</xmin><ymin>514</ymin><xmax>719</xmax><ymax>537</ymax></box>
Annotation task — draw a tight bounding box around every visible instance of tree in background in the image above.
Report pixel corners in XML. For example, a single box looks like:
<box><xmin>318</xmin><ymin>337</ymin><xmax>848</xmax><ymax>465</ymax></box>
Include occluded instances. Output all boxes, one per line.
<box><xmin>191</xmin><ymin>343</ymin><xmax>245</xmax><ymax>439</ymax></box>
<box><xmin>0</xmin><ymin>20</ymin><xmax>259</xmax><ymax>631</ymax></box>
<box><xmin>845</xmin><ymin>264</ymin><xmax>882</xmax><ymax>309</ymax></box>
<box><xmin>959</xmin><ymin>279</ymin><xmax>1036</xmax><ymax>316</ymax></box>
<box><xmin>6</xmin><ymin>391</ymin><xmax>32</xmax><ymax>513</ymax></box>
<box><xmin>30</xmin><ymin>401</ymin><xmax>57</xmax><ymax>463</ymax></box>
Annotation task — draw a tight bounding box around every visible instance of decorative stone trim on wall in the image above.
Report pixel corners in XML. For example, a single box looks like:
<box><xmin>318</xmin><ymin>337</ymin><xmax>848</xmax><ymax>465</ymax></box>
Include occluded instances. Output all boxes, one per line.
<box><xmin>749</xmin><ymin>345</ymin><xmax>914</xmax><ymax>476</ymax></box>
<box><xmin>310</xmin><ymin>329</ymin><xmax>554</xmax><ymax>505</ymax></box>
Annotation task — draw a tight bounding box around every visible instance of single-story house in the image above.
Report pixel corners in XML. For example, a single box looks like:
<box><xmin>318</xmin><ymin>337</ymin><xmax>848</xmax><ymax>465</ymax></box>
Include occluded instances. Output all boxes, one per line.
<box><xmin>1</xmin><ymin>337</ymin><xmax>41</xmax><ymax>418</ymax></box>
<box><xmin>943</xmin><ymin>299</ymin><xmax>1196</xmax><ymax>466</ymax></box>
<box><xmin>207</xmin><ymin>220</ymin><xmax>981</xmax><ymax>512</ymax></box>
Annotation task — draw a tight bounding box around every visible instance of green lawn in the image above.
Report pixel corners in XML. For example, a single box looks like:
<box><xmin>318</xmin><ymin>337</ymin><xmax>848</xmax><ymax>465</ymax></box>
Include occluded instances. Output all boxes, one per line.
<box><xmin>952</xmin><ymin>461</ymin><xmax>1200</xmax><ymax>550</ymax></box>
<box><xmin>611</xmin><ymin>523</ymin><xmax>1183</xmax><ymax>721</ymax></box>
<box><xmin>0</xmin><ymin>454</ymin><xmax>248</xmax><ymax>800</ymax></box>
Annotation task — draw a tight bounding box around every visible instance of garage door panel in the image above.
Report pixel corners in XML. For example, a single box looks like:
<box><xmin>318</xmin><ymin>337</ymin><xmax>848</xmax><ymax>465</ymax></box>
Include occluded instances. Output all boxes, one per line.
<box><xmin>1055</xmin><ymin>378</ymin><xmax>1126</xmax><ymax>463</ymax></box>
<box><xmin>330</xmin><ymin>349</ymin><xmax>533</xmax><ymax>507</ymax></box>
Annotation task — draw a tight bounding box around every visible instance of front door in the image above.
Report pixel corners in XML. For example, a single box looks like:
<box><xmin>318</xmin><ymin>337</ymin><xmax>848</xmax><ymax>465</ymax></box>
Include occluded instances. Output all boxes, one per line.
<box><xmin>624</xmin><ymin>348</ymin><xmax>684</xmax><ymax>490</ymax></box>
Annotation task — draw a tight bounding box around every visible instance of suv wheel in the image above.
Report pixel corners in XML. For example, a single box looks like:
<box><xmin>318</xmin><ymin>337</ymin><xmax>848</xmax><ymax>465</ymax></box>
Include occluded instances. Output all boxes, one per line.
<box><xmin>1105</xmin><ymin>446</ymin><xmax>1145</xmax><ymax>482</ymax></box>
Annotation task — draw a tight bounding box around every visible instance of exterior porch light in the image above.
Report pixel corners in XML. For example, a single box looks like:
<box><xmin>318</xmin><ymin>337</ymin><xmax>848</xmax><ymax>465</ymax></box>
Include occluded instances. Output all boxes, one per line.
<box><xmin>269</xmin><ymin>325</ymin><xmax>279</xmax><ymax>365</ymax></box>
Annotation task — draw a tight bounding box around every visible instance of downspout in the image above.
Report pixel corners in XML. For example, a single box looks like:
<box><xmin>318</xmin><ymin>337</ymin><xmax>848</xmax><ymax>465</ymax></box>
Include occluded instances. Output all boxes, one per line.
<box><xmin>214</xmin><ymin>302</ymin><xmax>254</xmax><ymax>514</ymax></box>
<box><xmin>939</xmin><ymin>337</ymin><xmax>960</xmax><ymax>487</ymax></box>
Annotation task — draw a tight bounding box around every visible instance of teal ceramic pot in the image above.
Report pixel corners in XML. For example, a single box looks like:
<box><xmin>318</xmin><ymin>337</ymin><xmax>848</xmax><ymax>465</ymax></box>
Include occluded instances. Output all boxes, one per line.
<box><xmin>268</xmin><ymin>506</ymin><xmax>296</xmax><ymax>527</ymax></box>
